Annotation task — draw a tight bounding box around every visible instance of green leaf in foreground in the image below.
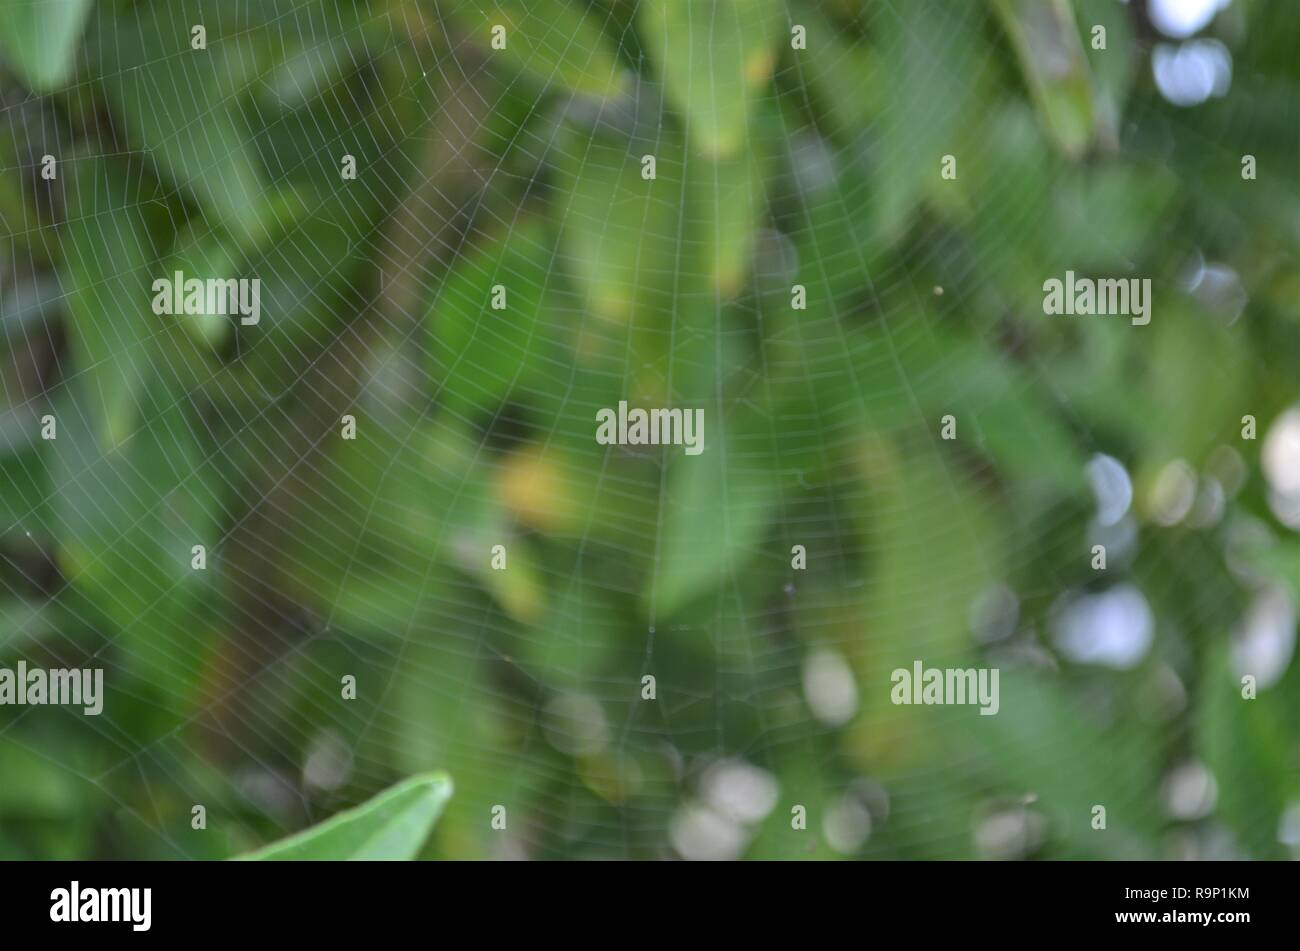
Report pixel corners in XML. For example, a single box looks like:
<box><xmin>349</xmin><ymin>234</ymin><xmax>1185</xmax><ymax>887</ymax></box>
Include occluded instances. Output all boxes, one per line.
<box><xmin>237</xmin><ymin>773</ymin><xmax>453</xmax><ymax>861</ymax></box>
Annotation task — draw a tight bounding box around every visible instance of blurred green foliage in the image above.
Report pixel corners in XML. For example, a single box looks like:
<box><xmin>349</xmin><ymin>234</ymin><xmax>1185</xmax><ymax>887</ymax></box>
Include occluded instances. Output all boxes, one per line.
<box><xmin>0</xmin><ymin>0</ymin><xmax>1298</xmax><ymax>860</ymax></box>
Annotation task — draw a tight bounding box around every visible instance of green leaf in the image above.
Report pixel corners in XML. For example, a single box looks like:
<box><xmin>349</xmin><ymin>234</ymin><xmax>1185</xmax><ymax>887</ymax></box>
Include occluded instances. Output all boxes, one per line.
<box><xmin>61</xmin><ymin>155</ymin><xmax>156</xmax><ymax>453</ymax></box>
<box><xmin>785</xmin><ymin>2</ymin><xmax>881</xmax><ymax>142</ymax></box>
<box><xmin>1077</xmin><ymin>0</ymin><xmax>1136</xmax><ymax>149</ymax></box>
<box><xmin>238</xmin><ymin>186</ymin><xmax>360</xmax><ymax>343</ymax></box>
<box><xmin>860</xmin><ymin>446</ymin><xmax>1001</xmax><ymax>690</ymax></box>
<box><xmin>1138</xmin><ymin>304</ymin><xmax>1250</xmax><ymax>465</ymax></box>
<box><xmin>872</xmin><ymin>0</ymin><xmax>984</xmax><ymax>239</ymax></box>
<box><xmin>991</xmin><ymin>0</ymin><xmax>1098</xmax><ymax>159</ymax></box>
<box><xmin>1198</xmin><ymin>647</ymin><xmax>1291</xmax><ymax>858</ymax></box>
<box><xmin>94</xmin><ymin>8</ymin><xmax>265</xmax><ymax>244</ymax></box>
<box><xmin>49</xmin><ymin>379</ymin><xmax>221</xmax><ymax>694</ymax></box>
<box><xmin>0</xmin><ymin>0</ymin><xmax>92</xmax><ymax>91</ymax></box>
<box><xmin>689</xmin><ymin>146</ymin><xmax>764</xmax><ymax>298</ymax></box>
<box><xmin>644</xmin><ymin>406</ymin><xmax>780</xmax><ymax>617</ymax></box>
<box><xmin>1054</xmin><ymin>165</ymin><xmax>1178</xmax><ymax>271</ymax></box>
<box><xmin>556</xmin><ymin>134</ymin><xmax>682</xmax><ymax>324</ymax></box>
<box><xmin>0</xmin><ymin>742</ymin><xmax>78</xmax><ymax>815</ymax></box>
<box><xmin>0</xmin><ymin>441</ymin><xmax>52</xmax><ymax>539</ymax></box>
<box><xmin>460</xmin><ymin>1</ymin><xmax>628</xmax><ymax>98</ymax></box>
<box><xmin>238</xmin><ymin>772</ymin><xmax>453</xmax><ymax>860</ymax></box>
<box><xmin>957</xmin><ymin>670</ymin><xmax>1162</xmax><ymax>858</ymax></box>
<box><xmin>515</xmin><ymin>578</ymin><xmax>630</xmax><ymax>688</ymax></box>
<box><xmin>428</xmin><ymin>219</ymin><xmax>556</xmax><ymax>419</ymax></box>
<box><xmin>641</xmin><ymin>0</ymin><xmax>784</xmax><ymax>158</ymax></box>
<box><xmin>164</xmin><ymin>227</ymin><xmax>241</xmax><ymax>351</ymax></box>
<box><xmin>930</xmin><ymin>336</ymin><xmax>1087</xmax><ymax>493</ymax></box>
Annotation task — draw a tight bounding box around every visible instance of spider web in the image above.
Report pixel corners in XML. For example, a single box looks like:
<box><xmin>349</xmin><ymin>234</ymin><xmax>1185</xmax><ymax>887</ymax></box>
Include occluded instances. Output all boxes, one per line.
<box><xmin>0</xmin><ymin>0</ymin><xmax>1288</xmax><ymax>861</ymax></box>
